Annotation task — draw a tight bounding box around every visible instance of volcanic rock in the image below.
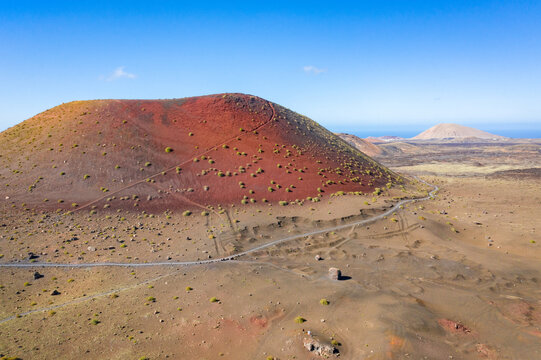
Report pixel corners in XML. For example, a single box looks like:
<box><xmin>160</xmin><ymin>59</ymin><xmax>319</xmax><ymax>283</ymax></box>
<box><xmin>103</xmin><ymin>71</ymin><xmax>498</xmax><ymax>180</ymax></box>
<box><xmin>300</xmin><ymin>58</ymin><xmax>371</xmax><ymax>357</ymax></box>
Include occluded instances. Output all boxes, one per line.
<box><xmin>303</xmin><ymin>336</ymin><xmax>337</xmax><ymax>357</ymax></box>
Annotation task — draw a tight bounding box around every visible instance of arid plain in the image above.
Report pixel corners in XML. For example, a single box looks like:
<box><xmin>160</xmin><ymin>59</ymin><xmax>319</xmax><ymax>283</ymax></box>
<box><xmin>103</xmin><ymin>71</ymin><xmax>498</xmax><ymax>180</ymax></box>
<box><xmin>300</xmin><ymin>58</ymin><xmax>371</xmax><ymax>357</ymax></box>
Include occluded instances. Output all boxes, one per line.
<box><xmin>1</xmin><ymin>95</ymin><xmax>540</xmax><ymax>359</ymax></box>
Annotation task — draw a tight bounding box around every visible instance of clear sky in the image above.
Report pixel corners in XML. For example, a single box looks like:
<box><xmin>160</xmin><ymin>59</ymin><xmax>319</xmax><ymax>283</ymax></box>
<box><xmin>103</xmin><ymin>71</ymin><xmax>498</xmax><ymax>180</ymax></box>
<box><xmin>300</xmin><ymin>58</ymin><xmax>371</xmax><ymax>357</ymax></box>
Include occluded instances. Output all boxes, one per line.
<box><xmin>1</xmin><ymin>1</ymin><xmax>540</xmax><ymax>137</ymax></box>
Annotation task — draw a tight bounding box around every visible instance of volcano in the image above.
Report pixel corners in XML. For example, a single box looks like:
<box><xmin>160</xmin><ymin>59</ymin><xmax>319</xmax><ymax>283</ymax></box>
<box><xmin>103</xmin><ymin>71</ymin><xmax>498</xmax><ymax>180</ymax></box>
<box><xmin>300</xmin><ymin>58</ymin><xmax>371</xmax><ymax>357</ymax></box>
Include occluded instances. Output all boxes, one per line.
<box><xmin>0</xmin><ymin>94</ymin><xmax>400</xmax><ymax>213</ymax></box>
<box><xmin>412</xmin><ymin>123</ymin><xmax>506</xmax><ymax>140</ymax></box>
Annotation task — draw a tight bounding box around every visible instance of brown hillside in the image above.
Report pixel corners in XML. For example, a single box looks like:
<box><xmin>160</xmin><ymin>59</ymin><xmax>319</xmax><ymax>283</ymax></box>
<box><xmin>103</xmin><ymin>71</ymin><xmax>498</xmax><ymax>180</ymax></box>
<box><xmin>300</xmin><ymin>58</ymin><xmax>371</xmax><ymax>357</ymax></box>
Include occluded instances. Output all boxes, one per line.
<box><xmin>0</xmin><ymin>93</ymin><xmax>400</xmax><ymax>214</ymax></box>
<box><xmin>336</xmin><ymin>133</ymin><xmax>382</xmax><ymax>157</ymax></box>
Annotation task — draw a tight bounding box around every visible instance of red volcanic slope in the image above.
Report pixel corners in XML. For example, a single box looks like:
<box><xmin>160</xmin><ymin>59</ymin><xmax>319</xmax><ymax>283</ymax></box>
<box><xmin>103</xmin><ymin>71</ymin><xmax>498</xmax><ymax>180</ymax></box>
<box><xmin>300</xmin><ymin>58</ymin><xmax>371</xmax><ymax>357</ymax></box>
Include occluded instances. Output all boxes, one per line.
<box><xmin>0</xmin><ymin>94</ymin><xmax>400</xmax><ymax>213</ymax></box>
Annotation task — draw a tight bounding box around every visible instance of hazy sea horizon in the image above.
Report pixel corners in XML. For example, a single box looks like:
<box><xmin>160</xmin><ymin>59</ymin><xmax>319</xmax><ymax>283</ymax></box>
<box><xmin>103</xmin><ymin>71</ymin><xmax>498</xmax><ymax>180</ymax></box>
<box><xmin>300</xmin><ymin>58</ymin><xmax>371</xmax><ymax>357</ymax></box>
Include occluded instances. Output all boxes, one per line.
<box><xmin>332</xmin><ymin>125</ymin><xmax>541</xmax><ymax>140</ymax></box>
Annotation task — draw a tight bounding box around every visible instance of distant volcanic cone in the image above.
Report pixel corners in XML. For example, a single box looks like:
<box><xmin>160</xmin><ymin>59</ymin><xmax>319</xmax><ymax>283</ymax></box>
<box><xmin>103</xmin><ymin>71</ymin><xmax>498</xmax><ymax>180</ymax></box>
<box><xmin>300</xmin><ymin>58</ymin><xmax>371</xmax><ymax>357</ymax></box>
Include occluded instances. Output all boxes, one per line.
<box><xmin>412</xmin><ymin>123</ymin><xmax>506</xmax><ymax>140</ymax></box>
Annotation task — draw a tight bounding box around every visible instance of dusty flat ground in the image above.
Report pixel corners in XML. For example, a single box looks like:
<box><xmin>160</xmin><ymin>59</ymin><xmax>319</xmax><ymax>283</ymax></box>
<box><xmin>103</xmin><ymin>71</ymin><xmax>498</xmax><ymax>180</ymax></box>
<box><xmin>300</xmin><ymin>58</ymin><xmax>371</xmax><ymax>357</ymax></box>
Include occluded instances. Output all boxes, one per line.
<box><xmin>374</xmin><ymin>139</ymin><xmax>541</xmax><ymax>177</ymax></box>
<box><xmin>1</xmin><ymin>169</ymin><xmax>541</xmax><ymax>358</ymax></box>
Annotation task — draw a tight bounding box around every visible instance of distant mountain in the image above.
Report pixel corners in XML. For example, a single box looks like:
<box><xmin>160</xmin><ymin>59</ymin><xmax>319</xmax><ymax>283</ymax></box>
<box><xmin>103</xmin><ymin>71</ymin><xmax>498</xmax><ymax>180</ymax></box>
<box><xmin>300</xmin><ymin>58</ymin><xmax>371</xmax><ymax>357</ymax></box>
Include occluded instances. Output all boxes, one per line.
<box><xmin>336</xmin><ymin>133</ymin><xmax>382</xmax><ymax>157</ymax></box>
<box><xmin>412</xmin><ymin>123</ymin><xmax>506</xmax><ymax>140</ymax></box>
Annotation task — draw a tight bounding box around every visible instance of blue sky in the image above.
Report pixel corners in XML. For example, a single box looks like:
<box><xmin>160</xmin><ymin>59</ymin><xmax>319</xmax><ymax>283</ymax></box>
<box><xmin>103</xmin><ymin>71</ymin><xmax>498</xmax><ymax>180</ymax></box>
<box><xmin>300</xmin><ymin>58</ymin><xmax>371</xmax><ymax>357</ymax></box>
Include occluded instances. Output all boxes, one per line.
<box><xmin>1</xmin><ymin>1</ymin><xmax>540</xmax><ymax>137</ymax></box>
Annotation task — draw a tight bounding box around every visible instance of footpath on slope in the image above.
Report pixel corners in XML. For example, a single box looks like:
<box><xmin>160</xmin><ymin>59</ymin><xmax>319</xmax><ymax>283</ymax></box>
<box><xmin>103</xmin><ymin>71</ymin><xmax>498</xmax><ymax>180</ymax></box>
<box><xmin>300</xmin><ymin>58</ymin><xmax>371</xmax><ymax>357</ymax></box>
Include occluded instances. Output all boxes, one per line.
<box><xmin>72</xmin><ymin>100</ymin><xmax>277</xmax><ymax>213</ymax></box>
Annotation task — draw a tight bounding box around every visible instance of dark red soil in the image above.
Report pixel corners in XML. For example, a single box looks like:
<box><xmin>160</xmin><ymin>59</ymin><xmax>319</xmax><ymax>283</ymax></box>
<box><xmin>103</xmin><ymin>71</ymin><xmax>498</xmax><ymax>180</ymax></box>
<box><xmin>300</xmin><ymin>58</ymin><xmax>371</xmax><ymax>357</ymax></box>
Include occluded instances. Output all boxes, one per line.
<box><xmin>0</xmin><ymin>93</ymin><xmax>400</xmax><ymax>213</ymax></box>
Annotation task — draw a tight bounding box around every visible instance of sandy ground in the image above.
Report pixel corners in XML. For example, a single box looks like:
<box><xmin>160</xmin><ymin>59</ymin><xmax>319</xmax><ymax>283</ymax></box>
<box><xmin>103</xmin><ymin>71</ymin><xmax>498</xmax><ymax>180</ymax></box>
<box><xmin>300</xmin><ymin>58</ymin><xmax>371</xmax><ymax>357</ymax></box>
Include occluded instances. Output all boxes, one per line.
<box><xmin>1</xmin><ymin>172</ymin><xmax>540</xmax><ymax>359</ymax></box>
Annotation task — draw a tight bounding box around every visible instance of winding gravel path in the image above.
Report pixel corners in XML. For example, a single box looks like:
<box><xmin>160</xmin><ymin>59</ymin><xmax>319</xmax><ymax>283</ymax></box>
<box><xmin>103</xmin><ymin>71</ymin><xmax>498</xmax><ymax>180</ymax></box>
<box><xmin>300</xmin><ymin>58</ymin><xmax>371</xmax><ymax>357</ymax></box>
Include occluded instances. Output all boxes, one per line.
<box><xmin>0</xmin><ymin>178</ymin><xmax>438</xmax><ymax>269</ymax></box>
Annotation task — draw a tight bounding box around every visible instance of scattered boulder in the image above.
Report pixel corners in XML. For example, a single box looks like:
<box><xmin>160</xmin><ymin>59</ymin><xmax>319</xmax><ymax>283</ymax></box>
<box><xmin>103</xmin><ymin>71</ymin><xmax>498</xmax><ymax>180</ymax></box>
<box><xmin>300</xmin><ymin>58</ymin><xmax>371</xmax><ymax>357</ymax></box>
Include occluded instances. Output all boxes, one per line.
<box><xmin>51</xmin><ymin>290</ymin><xmax>61</xmax><ymax>296</ymax></box>
<box><xmin>33</xmin><ymin>272</ymin><xmax>44</xmax><ymax>280</ymax></box>
<box><xmin>87</xmin><ymin>246</ymin><xmax>96</xmax><ymax>252</ymax></box>
<box><xmin>315</xmin><ymin>254</ymin><xmax>322</xmax><ymax>261</ymax></box>
<box><xmin>27</xmin><ymin>252</ymin><xmax>39</xmax><ymax>260</ymax></box>
<box><xmin>303</xmin><ymin>336</ymin><xmax>337</xmax><ymax>357</ymax></box>
<box><xmin>328</xmin><ymin>267</ymin><xmax>341</xmax><ymax>280</ymax></box>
